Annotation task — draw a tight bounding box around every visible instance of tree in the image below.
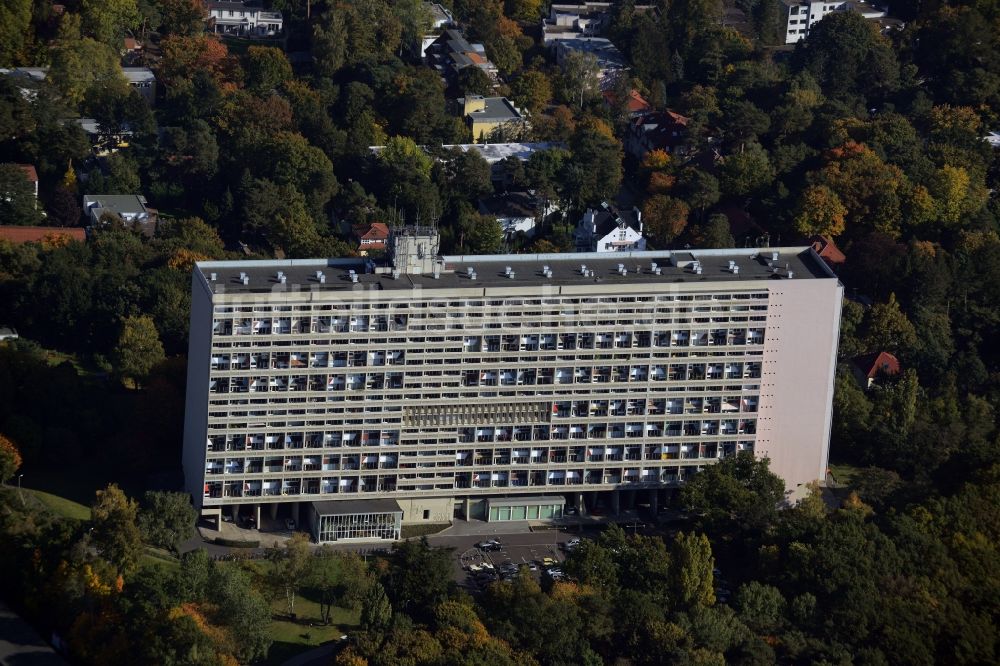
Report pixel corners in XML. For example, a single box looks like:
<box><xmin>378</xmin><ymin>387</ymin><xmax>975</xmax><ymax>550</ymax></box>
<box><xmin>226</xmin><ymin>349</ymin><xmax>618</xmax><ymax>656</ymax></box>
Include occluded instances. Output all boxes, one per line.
<box><xmin>734</xmin><ymin>581</ymin><xmax>786</xmax><ymax>633</ymax></box>
<box><xmin>114</xmin><ymin>314</ymin><xmax>166</xmax><ymax>388</ymax></box>
<box><xmin>863</xmin><ymin>293</ymin><xmax>917</xmax><ymax>355</ymax></box>
<box><xmin>697</xmin><ymin>214</ymin><xmax>735</xmax><ymax>248</ymax></box>
<box><xmin>680</xmin><ymin>452</ymin><xmax>786</xmax><ymax>531</ymax></box>
<box><xmin>385</xmin><ymin>537</ymin><xmax>454</xmax><ymax>622</ymax></box>
<box><xmin>49</xmin><ymin>15</ymin><xmax>131</xmax><ymax>108</ymax></box>
<box><xmin>211</xmin><ymin>564</ymin><xmax>273</xmax><ymax>662</ymax></box>
<box><xmin>158</xmin><ymin>0</ymin><xmax>207</xmax><ymax>36</ymax></box>
<box><xmin>0</xmin><ymin>164</ymin><xmax>42</xmax><ymax>225</ymax></box>
<box><xmin>793</xmin><ymin>185</ymin><xmax>848</xmax><ymax>238</ymax></box>
<box><xmin>719</xmin><ymin>142</ymin><xmax>775</xmax><ymax>196</ymax></box>
<box><xmin>557</xmin><ymin>50</ymin><xmax>601</xmax><ymax>108</ymax></box>
<box><xmin>0</xmin><ymin>434</ymin><xmax>23</xmax><ymax>483</ymax></box>
<box><xmin>929</xmin><ymin>165</ymin><xmax>987</xmax><ymax>227</ymax></box>
<box><xmin>138</xmin><ymin>491</ymin><xmax>196</xmax><ymax>553</ymax></box>
<box><xmin>380</xmin><ymin>136</ymin><xmax>434</xmax><ymax>181</ymax></box>
<box><xmin>245</xmin><ymin>46</ymin><xmax>293</xmax><ymax>93</ymax></box>
<box><xmin>458</xmin><ymin>66</ymin><xmax>495</xmax><ymax>97</ymax></box>
<box><xmin>81</xmin><ymin>0</ymin><xmax>140</xmax><ymax>46</ymax></box>
<box><xmin>643</xmin><ymin>195</ymin><xmax>689</xmax><ymax>247</ymax></box>
<box><xmin>678</xmin><ymin>168</ymin><xmax>720</xmax><ymax>220</ymax></box>
<box><xmin>0</xmin><ymin>0</ymin><xmax>31</xmax><ymax>67</ymax></box>
<box><xmin>669</xmin><ymin>532</ymin><xmax>715</xmax><ymax>609</ymax></box>
<box><xmin>510</xmin><ymin>70</ymin><xmax>553</xmax><ymax>115</ymax></box>
<box><xmin>568</xmin><ymin>120</ymin><xmax>623</xmax><ymax>206</ymax></box>
<box><xmin>268</xmin><ymin>532</ymin><xmax>313</xmax><ymax>617</ymax></box>
<box><xmin>91</xmin><ymin>483</ymin><xmax>143</xmax><ymax>576</ymax></box>
<box><xmin>360</xmin><ymin>581</ymin><xmax>393</xmax><ymax>631</ymax></box>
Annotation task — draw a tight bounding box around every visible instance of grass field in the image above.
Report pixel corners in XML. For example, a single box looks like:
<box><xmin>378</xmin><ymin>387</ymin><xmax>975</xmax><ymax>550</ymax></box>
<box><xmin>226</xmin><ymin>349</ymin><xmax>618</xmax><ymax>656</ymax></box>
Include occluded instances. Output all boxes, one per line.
<box><xmin>262</xmin><ymin>593</ymin><xmax>359</xmax><ymax>665</ymax></box>
<box><xmin>401</xmin><ymin>522</ymin><xmax>451</xmax><ymax>539</ymax></box>
<box><xmin>828</xmin><ymin>463</ymin><xmax>862</xmax><ymax>487</ymax></box>
<box><xmin>23</xmin><ymin>488</ymin><xmax>92</xmax><ymax>521</ymax></box>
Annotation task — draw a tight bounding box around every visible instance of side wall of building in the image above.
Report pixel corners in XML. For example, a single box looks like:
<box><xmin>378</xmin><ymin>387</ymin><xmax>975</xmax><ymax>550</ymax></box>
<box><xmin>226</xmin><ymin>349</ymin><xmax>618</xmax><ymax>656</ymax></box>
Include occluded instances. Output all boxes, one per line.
<box><xmin>755</xmin><ymin>278</ymin><xmax>843</xmax><ymax>492</ymax></box>
<box><xmin>395</xmin><ymin>496</ymin><xmax>455</xmax><ymax>524</ymax></box>
<box><xmin>182</xmin><ymin>272</ymin><xmax>214</xmax><ymax>510</ymax></box>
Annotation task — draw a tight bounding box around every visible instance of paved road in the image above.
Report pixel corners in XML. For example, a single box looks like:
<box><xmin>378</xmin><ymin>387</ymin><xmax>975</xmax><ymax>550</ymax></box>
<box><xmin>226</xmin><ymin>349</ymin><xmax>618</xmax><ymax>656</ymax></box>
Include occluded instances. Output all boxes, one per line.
<box><xmin>0</xmin><ymin>601</ymin><xmax>67</xmax><ymax>666</ymax></box>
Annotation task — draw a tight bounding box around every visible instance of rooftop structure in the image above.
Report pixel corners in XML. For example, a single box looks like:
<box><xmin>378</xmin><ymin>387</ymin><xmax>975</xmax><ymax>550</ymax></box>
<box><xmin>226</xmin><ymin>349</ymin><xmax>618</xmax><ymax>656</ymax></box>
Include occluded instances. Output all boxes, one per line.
<box><xmin>207</xmin><ymin>1</ymin><xmax>283</xmax><ymax>36</ymax></box>
<box><xmin>780</xmin><ymin>0</ymin><xmax>890</xmax><ymax>44</ymax></box>
<box><xmin>553</xmin><ymin>37</ymin><xmax>628</xmax><ymax>88</ymax></box>
<box><xmin>427</xmin><ymin>29</ymin><xmax>497</xmax><ymax>81</ymax></box>
<box><xmin>82</xmin><ymin>194</ymin><xmax>157</xmax><ymax>232</ymax></box>
<box><xmin>576</xmin><ymin>203</ymin><xmax>645</xmax><ymax>253</ymax></box>
<box><xmin>457</xmin><ymin>96</ymin><xmax>526</xmax><ymax>142</ymax></box>
<box><xmin>0</xmin><ymin>226</ymin><xmax>86</xmax><ymax>244</ymax></box>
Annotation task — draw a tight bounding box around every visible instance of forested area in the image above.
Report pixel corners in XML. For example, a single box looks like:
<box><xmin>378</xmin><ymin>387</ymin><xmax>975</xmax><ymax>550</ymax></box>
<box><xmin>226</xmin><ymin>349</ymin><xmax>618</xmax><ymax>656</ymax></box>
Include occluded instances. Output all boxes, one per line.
<box><xmin>1</xmin><ymin>0</ymin><xmax>999</xmax><ymax>663</ymax></box>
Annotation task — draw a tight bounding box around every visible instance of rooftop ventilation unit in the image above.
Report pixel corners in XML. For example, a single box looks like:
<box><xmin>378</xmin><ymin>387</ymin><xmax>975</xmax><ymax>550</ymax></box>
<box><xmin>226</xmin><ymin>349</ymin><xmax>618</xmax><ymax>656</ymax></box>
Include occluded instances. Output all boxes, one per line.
<box><xmin>728</xmin><ymin>260</ymin><xmax>735</xmax><ymax>270</ymax></box>
<box><xmin>787</xmin><ymin>271</ymin><xmax>794</xmax><ymax>279</ymax></box>
<box><xmin>772</xmin><ymin>251</ymin><xmax>779</xmax><ymax>262</ymax></box>
<box><xmin>240</xmin><ymin>275</ymin><xmax>249</xmax><ymax>285</ymax></box>
<box><xmin>505</xmin><ymin>265</ymin><xmax>512</xmax><ymax>276</ymax></box>
<box><xmin>650</xmin><ymin>261</ymin><xmax>658</xmax><ymax>271</ymax></box>
<box><xmin>580</xmin><ymin>264</ymin><xmax>587</xmax><ymax>275</ymax></box>
<box><xmin>279</xmin><ymin>275</ymin><xmax>287</xmax><ymax>284</ymax></box>
<box><xmin>543</xmin><ymin>268</ymin><xmax>552</xmax><ymax>278</ymax></box>
<box><xmin>469</xmin><ymin>270</ymin><xmax>477</xmax><ymax>281</ymax></box>
<box><xmin>695</xmin><ymin>266</ymin><xmax>703</xmax><ymax>275</ymax></box>
<box><xmin>392</xmin><ymin>269</ymin><xmax>401</xmax><ymax>279</ymax></box>
<box><xmin>733</xmin><ymin>266</ymin><xmax>739</xmax><ymax>275</ymax></box>
<box><xmin>351</xmin><ymin>274</ymin><xmax>359</xmax><ymax>283</ymax></box>
<box><xmin>654</xmin><ymin>267</ymin><xmax>662</xmax><ymax>275</ymax></box>
<box><xmin>508</xmin><ymin>270</ymin><xmax>516</xmax><ymax>279</ymax></box>
<box><xmin>432</xmin><ymin>266</ymin><xmax>440</xmax><ymax>280</ymax></box>
<box><xmin>209</xmin><ymin>272</ymin><xmax>217</xmax><ymax>281</ymax></box>
<box><xmin>277</xmin><ymin>271</ymin><xmax>284</xmax><ymax>280</ymax></box>
<box><xmin>315</xmin><ymin>270</ymin><xmax>323</xmax><ymax>280</ymax></box>
<box><xmin>239</xmin><ymin>271</ymin><xmax>246</xmax><ymax>280</ymax></box>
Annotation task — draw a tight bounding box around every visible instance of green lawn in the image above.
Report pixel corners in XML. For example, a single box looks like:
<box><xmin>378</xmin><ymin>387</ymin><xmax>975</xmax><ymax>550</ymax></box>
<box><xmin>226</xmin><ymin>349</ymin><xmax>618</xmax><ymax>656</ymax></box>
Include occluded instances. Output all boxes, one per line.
<box><xmin>262</xmin><ymin>595</ymin><xmax>358</xmax><ymax>665</ymax></box>
<box><xmin>828</xmin><ymin>463</ymin><xmax>862</xmax><ymax>487</ymax></box>
<box><xmin>23</xmin><ymin>488</ymin><xmax>92</xmax><ymax>521</ymax></box>
<box><xmin>401</xmin><ymin>522</ymin><xmax>451</xmax><ymax>539</ymax></box>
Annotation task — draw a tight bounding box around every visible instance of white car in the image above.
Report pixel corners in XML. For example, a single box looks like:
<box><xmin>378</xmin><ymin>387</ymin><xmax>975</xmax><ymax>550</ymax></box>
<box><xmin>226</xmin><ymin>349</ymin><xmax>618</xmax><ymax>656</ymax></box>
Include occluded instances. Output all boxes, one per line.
<box><xmin>0</xmin><ymin>327</ymin><xmax>18</xmax><ymax>341</ymax></box>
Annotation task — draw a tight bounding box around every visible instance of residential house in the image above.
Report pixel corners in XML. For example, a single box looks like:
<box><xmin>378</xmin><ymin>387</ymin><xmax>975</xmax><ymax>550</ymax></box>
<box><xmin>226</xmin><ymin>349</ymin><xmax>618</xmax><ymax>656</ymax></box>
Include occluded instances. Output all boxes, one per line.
<box><xmin>75</xmin><ymin>118</ymin><xmax>133</xmax><ymax>156</ymax></box>
<box><xmin>353</xmin><ymin>222</ymin><xmax>390</xmax><ymax>254</ymax></box>
<box><xmin>457</xmin><ymin>96</ymin><xmax>525</xmax><ymax>143</ymax></box>
<box><xmin>123</xmin><ymin>67</ymin><xmax>156</xmax><ymax>105</ymax></box>
<box><xmin>82</xmin><ymin>194</ymin><xmax>157</xmax><ymax>233</ymax></box>
<box><xmin>553</xmin><ymin>38</ymin><xmax>628</xmax><ymax>90</ymax></box>
<box><xmin>207</xmin><ymin>1</ymin><xmax>283</xmax><ymax>36</ymax></box>
<box><xmin>602</xmin><ymin>88</ymin><xmax>652</xmax><ymax>117</ymax></box>
<box><xmin>369</xmin><ymin>142</ymin><xmax>565</xmax><ymax>186</ymax></box>
<box><xmin>477</xmin><ymin>191</ymin><xmax>557</xmax><ymax>239</ymax></box>
<box><xmin>809</xmin><ymin>235</ymin><xmax>846</xmax><ymax>270</ymax></box>
<box><xmin>624</xmin><ymin>110</ymin><xmax>691</xmax><ymax>161</ymax></box>
<box><xmin>0</xmin><ymin>226</ymin><xmax>86</xmax><ymax>244</ymax></box>
<box><xmin>427</xmin><ymin>29</ymin><xmax>498</xmax><ymax>82</ymax></box>
<box><xmin>575</xmin><ymin>203</ymin><xmax>645</xmax><ymax>252</ymax></box>
<box><xmin>16</xmin><ymin>165</ymin><xmax>39</xmax><ymax>200</ymax></box>
<box><xmin>542</xmin><ymin>3</ymin><xmax>656</xmax><ymax>44</ymax></box>
<box><xmin>851</xmin><ymin>351</ymin><xmax>900</xmax><ymax>389</ymax></box>
<box><xmin>420</xmin><ymin>3</ymin><xmax>455</xmax><ymax>58</ymax></box>
<box><xmin>781</xmin><ymin>0</ymin><xmax>895</xmax><ymax>44</ymax></box>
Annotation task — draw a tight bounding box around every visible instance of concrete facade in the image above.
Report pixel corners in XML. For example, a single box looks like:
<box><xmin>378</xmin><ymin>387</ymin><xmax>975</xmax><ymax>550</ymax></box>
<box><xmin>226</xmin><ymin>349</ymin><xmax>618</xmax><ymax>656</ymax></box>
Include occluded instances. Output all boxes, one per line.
<box><xmin>182</xmin><ymin>234</ymin><xmax>842</xmax><ymax>536</ymax></box>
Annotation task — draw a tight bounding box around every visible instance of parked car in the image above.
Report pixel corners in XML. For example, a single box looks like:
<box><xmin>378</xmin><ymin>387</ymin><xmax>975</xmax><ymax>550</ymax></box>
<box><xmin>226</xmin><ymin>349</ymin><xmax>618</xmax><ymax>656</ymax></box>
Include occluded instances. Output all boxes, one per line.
<box><xmin>541</xmin><ymin>557</ymin><xmax>558</xmax><ymax>567</ymax></box>
<box><xmin>221</xmin><ymin>514</ymin><xmax>234</xmax><ymax>523</ymax></box>
<box><xmin>285</xmin><ymin>518</ymin><xmax>296</xmax><ymax>530</ymax></box>
<box><xmin>477</xmin><ymin>539</ymin><xmax>502</xmax><ymax>551</ymax></box>
<box><xmin>563</xmin><ymin>537</ymin><xmax>582</xmax><ymax>551</ymax></box>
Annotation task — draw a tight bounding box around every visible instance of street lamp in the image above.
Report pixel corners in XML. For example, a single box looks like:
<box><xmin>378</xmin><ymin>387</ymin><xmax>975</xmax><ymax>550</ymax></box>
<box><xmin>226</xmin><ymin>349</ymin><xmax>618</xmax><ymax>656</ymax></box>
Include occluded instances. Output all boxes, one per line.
<box><xmin>17</xmin><ymin>474</ymin><xmax>24</xmax><ymax>505</ymax></box>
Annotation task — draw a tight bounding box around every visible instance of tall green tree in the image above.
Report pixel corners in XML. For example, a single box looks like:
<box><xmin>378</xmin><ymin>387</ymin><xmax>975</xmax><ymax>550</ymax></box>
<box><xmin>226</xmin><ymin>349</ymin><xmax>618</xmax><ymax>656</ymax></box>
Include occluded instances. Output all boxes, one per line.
<box><xmin>360</xmin><ymin>581</ymin><xmax>393</xmax><ymax>631</ymax></box>
<box><xmin>0</xmin><ymin>164</ymin><xmax>42</xmax><ymax>226</ymax></box>
<box><xmin>268</xmin><ymin>531</ymin><xmax>313</xmax><ymax>617</ymax></box>
<box><xmin>138</xmin><ymin>491</ymin><xmax>196</xmax><ymax>553</ymax></box>
<box><xmin>669</xmin><ymin>532</ymin><xmax>716</xmax><ymax>609</ymax></box>
<box><xmin>91</xmin><ymin>483</ymin><xmax>143</xmax><ymax>576</ymax></box>
<box><xmin>113</xmin><ymin>314</ymin><xmax>166</xmax><ymax>388</ymax></box>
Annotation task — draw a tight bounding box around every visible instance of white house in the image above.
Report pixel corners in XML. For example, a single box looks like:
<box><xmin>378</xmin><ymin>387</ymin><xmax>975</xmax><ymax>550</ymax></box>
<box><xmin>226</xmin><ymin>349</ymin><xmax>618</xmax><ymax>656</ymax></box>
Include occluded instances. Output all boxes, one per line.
<box><xmin>576</xmin><ymin>203</ymin><xmax>645</xmax><ymax>252</ymax></box>
<box><xmin>781</xmin><ymin>0</ymin><xmax>889</xmax><ymax>43</ymax></box>
<box><xmin>208</xmin><ymin>1</ymin><xmax>283</xmax><ymax>36</ymax></box>
<box><xmin>82</xmin><ymin>194</ymin><xmax>157</xmax><ymax>234</ymax></box>
<box><xmin>478</xmin><ymin>191</ymin><xmax>557</xmax><ymax>239</ymax></box>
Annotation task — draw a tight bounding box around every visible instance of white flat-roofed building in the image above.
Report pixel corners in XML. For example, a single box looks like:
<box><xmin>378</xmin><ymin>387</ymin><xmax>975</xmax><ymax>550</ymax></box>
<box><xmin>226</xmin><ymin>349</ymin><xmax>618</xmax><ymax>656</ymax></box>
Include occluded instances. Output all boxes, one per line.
<box><xmin>782</xmin><ymin>0</ymin><xmax>888</xmax><ymax>43</ymax></box>
<box><xmin>183</xmin><ymin>228</ymin><xmax>842</xmax><ymax>541</ymax></box>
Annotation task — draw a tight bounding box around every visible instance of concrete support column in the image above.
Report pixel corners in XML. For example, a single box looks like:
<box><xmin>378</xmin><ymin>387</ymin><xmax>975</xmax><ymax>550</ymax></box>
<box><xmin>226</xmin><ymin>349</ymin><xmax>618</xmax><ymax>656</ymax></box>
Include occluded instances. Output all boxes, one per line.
<box><xmin>465</xmin><ymin>498</ymin><xmax>471</xmax><ymax>521</ymax></box>
<box><xmin>611</xmin><ymin>489</ymin><xmax>620</xmax><ymax>516</ymax></box>
<box><xmin>649</xmin><ymin>489</ymin><xmax>659</xmax><ymax>515</ymax></box>
<box><xmin>255</xmin><ymin>504</ymin><xmax>262</xmax><ymax>527</ymax></box>
<box><xmin>292</xmin><ymin>502</ymin><xmax>300</xmax><ymax>526</ymax></box>
<box><xmin>268</xmin><ymin>502</ymin><xmax>278</xmax><ymax>520</ymax></box>
<box><xmin>576</xmin><ymin>492</ymin><xmax>585</xmax><ymax>515</ymax></box>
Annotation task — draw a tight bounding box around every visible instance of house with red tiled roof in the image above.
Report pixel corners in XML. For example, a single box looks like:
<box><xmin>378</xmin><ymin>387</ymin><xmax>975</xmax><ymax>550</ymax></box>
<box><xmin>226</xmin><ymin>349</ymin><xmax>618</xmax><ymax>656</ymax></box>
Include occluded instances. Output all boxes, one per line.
<box><xmin>851</xmin><ymin>351</ymin><xmax>900</xmax><ymax>389</ymax></box>
<box><xmin>16</xmin><ymin>165</ymin><xmax>38</xmax><ymax>199</ymax></box>
<box><xmin>0</xmin><ymin>226</ymin><xmax>86</xmax><ymax>245</ymax></box>
<box><xmin>810</xmin><ymin>235</ymin><xmax>846</xmax><ymax>269</ymax></box>
<box><xmin>602</xmin><ymin>89</ymin><xmax>652</xmax><ymax>117</ymax></box>
<box><xmin>353</xmin><ymin>222</ymin><xmax>390</xmax><ymax>254</ymax></box>
<box><xmin>624</xmin><ymin>110</ymin><xmax>691</xmax><ymax>161</ymax></box>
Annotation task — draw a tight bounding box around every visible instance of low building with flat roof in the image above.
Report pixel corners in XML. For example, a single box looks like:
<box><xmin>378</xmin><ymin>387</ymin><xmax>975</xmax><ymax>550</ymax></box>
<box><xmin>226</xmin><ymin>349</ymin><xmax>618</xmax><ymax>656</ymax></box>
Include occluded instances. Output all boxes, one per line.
<box><xmin>457</xmin><ymin>96</ymin><xmax>526</xmax><ymax>142</ymax></box>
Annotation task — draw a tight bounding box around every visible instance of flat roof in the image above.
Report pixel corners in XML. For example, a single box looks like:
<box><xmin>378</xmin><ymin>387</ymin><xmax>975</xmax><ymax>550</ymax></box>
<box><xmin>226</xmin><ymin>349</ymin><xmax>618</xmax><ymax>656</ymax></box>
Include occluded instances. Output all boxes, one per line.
<box><xmin>197</xmin><ymin>247</ymin><xmax>836</xmax><ymax>296</ymax></box>
<box><xmin>467</xmin><ymin>97</ymin><xmax>522</xmax><ymax>122</ymax></box>
<box><xmin>312</xmin><ymin>499</ymin><xmax>403</xmax><ymax>515</ymax></box>
<box><xmin>487</xmin><ymin>495</ymin><xmax>566</xmax><ymax>507</ymax></box>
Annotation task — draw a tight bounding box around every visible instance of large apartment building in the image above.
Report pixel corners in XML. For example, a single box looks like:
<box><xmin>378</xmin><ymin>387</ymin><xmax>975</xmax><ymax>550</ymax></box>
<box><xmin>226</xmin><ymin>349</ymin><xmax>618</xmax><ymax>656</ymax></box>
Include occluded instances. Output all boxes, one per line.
<box><xmin>183</xmin><ymin>229</ymin><xmax>842</xmax><ymax>543</ymax></box>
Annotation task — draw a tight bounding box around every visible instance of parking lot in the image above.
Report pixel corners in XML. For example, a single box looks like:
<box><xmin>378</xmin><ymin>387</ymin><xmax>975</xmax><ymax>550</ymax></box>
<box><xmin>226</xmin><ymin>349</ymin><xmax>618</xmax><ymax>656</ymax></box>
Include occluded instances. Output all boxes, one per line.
<box><xmin>452</xmin><ymin>533</ymin><xmax>582</xmax><ymax>591</ymax></box>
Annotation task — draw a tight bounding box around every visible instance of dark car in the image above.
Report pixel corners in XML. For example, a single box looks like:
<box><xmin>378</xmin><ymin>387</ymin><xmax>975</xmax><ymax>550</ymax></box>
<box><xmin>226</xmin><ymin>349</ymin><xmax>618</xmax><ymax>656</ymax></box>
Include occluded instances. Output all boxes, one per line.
<box><xmin>477</xmin><ymin>539</ymin><xmax>502</xmax><ymax>551</ymax></box>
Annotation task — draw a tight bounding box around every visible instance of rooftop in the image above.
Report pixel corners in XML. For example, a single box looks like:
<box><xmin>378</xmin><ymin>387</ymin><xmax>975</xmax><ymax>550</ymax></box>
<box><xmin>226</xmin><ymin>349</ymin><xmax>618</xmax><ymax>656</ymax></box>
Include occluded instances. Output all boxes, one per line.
<box><xmin>122</xmin><ymin>67</ymin><xmax>155</xmax><ymax>83</ymax></box>
<box><xmin>462</xmin><ymin>96</ymin><xmax>523</xmax><ymax>122</ymax></box>
<box><xmin>0</xmin><ymin>226</ymin><xmax>86</xmax><ymax>244</ymax></box>
<box><xmin>312</xmin><ymin>499</ymin><xmax>403</xmax><ymax>515</ymax></box>
<box><xmin>196</xmin><ymin>247</ymin><xmax>837</xmax><ymax>295</ymax></box>
<box><xmin>369</xmin><ymin>142</ymin><xmax>564</xmax><ymax>163</ymax></box>
<box><xmin>83</xmin><ymin>194</ymin><xmax>149</xmax><ymax>214</ymax></box>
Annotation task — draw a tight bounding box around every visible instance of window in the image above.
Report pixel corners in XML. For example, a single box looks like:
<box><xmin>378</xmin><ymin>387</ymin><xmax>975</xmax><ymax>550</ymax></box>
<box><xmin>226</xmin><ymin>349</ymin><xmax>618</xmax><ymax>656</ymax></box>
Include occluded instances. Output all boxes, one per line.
<box><xmin>423</xmin><ymin>509</ymin><xmax>430</xmax><ymax>520</ymax></box>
